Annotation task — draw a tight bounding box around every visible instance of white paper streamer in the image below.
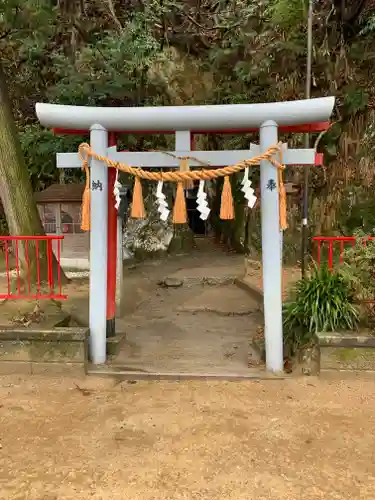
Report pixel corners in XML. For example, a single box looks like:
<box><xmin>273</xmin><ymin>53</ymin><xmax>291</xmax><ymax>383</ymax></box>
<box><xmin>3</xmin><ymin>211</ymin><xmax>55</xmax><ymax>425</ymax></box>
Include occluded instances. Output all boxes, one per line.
<box><xmin>113</xmin><ymin>169</ymin><xmax>121</xmax><ymax>210</ymax></box>
<box><xmin>155</xmin><ymin>181</ymin><xmax>170</xmax><ymax>221</ymax></box>
<box><xmin>241</xmin><ymin>167</ymin><xmax>257</xmax><ymax>209</ymax></box>
<box><xmin>196</xmin><ymin>180</ymin><xmax>211</xmax><ymax>220</ymax></box>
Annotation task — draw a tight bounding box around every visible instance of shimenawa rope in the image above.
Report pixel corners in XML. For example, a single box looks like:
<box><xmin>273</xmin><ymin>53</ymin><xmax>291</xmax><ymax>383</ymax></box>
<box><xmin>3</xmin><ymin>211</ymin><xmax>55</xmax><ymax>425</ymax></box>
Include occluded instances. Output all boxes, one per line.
<box><xmin>78</xmin><ymin>142</ymin><xmax>287</xmax><ymax>231</ymax></box>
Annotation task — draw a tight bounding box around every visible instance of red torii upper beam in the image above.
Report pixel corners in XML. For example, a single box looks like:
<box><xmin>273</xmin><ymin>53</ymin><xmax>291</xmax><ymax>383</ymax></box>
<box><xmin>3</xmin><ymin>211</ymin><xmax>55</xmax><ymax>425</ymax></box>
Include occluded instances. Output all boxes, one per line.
<box><xmin>52</xmin><ymin>122</ymin><xmax>329</xmax><ymax>167</ymax></box>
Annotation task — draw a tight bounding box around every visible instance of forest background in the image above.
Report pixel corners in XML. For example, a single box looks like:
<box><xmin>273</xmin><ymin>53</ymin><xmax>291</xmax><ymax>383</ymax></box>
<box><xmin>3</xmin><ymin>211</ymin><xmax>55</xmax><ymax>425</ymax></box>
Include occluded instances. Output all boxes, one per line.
<box><xmin>0</xmin><ymin>0</ymin><xmax>374</xmax><ymax>261</ymax></box>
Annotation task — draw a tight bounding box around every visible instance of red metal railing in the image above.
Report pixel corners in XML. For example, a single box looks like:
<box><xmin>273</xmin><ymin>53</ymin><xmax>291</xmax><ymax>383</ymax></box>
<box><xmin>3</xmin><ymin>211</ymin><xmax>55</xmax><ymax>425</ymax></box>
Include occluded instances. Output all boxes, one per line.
<box><xmin>0</xmin><ymin>236</ymin><xmax>67</xmax><ymax>300</ymax></box>
<box><xmin>312</xmin><ymin>236</ymin><xmax>375</xmax><ymax>270</ymax></box>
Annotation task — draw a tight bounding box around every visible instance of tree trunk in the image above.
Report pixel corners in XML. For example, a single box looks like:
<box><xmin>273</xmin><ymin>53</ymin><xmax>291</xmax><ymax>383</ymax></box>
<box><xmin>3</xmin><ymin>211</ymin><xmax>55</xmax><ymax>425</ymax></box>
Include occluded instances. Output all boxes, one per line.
<box><xmin>0</xmin><ymin>62</ymin><xmax>68</xmax><ymax>287</ymax></box>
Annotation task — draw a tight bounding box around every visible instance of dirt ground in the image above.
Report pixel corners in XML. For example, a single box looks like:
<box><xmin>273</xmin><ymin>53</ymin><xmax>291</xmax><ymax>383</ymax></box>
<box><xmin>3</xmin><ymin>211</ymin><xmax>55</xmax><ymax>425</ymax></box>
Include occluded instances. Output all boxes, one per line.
<box><xmin>1</xmin><ymin>374</ymin><xmax>375</xmax><ymax>499</ymax></box>
<box><xmin>1</xmin><ymin>247</ymin><xmax>375</xmax><ymax>498</ymax></box>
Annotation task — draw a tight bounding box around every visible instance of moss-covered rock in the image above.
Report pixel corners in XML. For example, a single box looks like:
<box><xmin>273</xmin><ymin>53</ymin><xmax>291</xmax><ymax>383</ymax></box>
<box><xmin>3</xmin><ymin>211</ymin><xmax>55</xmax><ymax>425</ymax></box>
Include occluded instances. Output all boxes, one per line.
<box><xmin>123</xmin><ymin>184</ymin><xmax>195</xmax><ymax>260</ymax></box>
<box><xmin>123</xmin><ymin>215</ymin><xmax>174</xmax><ymax>260</ymax></box>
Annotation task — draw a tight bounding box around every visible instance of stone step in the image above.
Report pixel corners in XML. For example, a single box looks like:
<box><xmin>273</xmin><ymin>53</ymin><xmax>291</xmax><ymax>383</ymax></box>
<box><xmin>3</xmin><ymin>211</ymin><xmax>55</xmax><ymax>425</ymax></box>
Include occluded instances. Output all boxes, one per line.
<box><xmin>106</xmin><ymin>334</ymin><xmax>126</xmax><ymax>357</ymax></box>
<box><xmin>315</xmin><ymin>331</ymin><xmax>375</xmax><ymax>372</ymax></box>
<box><xmin>0</xmin><ymin>326</ymin><xmax>88</xmax><ymax>376</ymax></box>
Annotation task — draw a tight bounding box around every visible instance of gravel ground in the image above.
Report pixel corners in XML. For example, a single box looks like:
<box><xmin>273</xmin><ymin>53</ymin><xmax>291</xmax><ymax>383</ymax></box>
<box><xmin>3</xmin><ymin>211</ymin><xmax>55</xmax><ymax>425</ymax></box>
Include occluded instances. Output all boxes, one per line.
<box><xmin>0</xmin><ymin>375</ymin><xmax>375</xmax><ymax>499</ymax></box>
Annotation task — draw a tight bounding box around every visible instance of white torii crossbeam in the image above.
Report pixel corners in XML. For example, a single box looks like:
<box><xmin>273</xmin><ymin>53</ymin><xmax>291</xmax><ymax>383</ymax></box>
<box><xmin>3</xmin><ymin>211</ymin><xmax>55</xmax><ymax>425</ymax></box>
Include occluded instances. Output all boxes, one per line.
<box><xmin>57</xmin><ymin>144</ymin><xmax>321</xmax><ymax>170</ymax></box>
<box><xmin>36</xmin><ymin>98</ymin><xmax>335</xmax><ymax>372</ymax></box>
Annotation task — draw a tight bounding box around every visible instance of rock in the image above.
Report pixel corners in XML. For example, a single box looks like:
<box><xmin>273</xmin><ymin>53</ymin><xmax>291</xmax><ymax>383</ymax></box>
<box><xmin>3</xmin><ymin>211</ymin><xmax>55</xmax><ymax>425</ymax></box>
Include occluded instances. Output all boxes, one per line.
<box><xmin>244</xmin><ymin>257</ymin><xmax>262</xmax><ymax>275</ymax></box>
<box><xmin>158</xmin><ymin>278</ymin><xmax>183</xmax><ymax>288</ymax></box>
<box><xmin>123</xmin><ymin>216</ymin><xmax>174</xmax><ymax>260</ymax></box>
<box><xmin>122</xmin><ymin>186</ymin><xmax>195</xmax><ymax>260</ymax></box>
<box><xmin>122</xmin><ymin>188</ymin><xmax>174</xmax><ymax>260</ymax></box>
<box><xmin>298</xmin><ymin>345</ymin><xmax>320</xmax><ymax>376</ymax></box>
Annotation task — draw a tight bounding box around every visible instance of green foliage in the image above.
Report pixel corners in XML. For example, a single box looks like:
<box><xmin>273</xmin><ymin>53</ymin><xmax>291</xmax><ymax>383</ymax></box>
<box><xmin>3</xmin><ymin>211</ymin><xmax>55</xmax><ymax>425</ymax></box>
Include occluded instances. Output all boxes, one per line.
<box><xmin>339</xmin><ymin>233</ymin><xmax>375</xmax><ymax>327</ymax></box>
<box><xmin>0</xmin><ymin>0</ymin><xmax>375</xmax><ymax>250</ymax></box>
<box><xmin>283</xmin><ymin>264</ymin><xmax>359</xmax><ymax>355</ymax></box>
<box><xmin>267</xmin><ymin>0</ymin><xmax>307</xmax><ymax>28</ymax></box>
<box><xmin>340</xmin><ymin>232</ymin><xmax>375</xmax><ymax>304</ymax></box>
<box><xmin>342</xmin><ymin>88</ymin><xmax>369</xmax><ymax>117</ymax></box>
<box><xmin>338</xmin><ymin>189</ymin><xmax>375</xmax><ymax>235</ymax></box>
<box><xmin>49</xmin><ymin>16</ymin><xmax>163</xmax><ymax>106</ymax></box>
<box><xmin>359</xmin><ymin>15</ymin><xmax>375</xmax><ymax>35</ymax></box>
<box><xmin>19</xmin><ymin>125</ymin><xmax>86</xmax><ymax>190</ymax></box>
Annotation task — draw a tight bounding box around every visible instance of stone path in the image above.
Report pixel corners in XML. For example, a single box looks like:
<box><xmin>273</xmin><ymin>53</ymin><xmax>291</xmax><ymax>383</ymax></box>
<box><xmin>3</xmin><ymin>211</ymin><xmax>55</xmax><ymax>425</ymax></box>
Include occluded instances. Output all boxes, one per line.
<box><xmin>109</xmin><ymin>252</ymin><xmax>264</xmax><ymax>375</ymax></box>
<box><xmin>111</xmin><ymin>285</ymin><xmax>263</xmax><ymax>375</ymax></box>
<box><xmin>178</xmin><ymin>285</ymin><xmax>261</xmax><ymax>315</ymax></box>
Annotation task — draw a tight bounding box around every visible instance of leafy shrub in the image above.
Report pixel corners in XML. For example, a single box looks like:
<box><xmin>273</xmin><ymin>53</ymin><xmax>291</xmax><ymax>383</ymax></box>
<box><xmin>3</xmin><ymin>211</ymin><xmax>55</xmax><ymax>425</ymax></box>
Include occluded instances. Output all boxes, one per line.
<box><xmin>340</xmin><ymin>234</ymin><xmax>375</xmax><ymax>301</ymax></box>
<box><xmin>340</xmin><ymin>233</ymin><xmax>375</xmax><ymax>325</ymax></box>
<box><xmin>283</xmin><ymin>264</ymin><xmax>359</xmax><ymax>356</ymax></box>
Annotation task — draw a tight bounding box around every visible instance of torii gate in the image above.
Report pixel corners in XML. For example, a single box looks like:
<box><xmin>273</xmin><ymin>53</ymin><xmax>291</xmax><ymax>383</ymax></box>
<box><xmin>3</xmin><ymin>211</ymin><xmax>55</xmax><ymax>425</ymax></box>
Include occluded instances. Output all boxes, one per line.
<box><xmin>36</xmin><ymin>97</ymin><xmax>335</xmax><ymax>372</ymax></box>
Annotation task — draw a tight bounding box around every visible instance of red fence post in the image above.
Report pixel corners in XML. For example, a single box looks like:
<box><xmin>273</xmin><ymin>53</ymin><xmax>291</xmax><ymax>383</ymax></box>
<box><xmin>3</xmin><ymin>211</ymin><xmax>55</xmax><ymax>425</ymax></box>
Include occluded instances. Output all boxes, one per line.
<box><xmin>47</xmin><ymin>239</ymin><xmax>54</xmax><ymax>291</ymax></box>
<box><xmin>4</xmin><ymin>239</ymin><xmax>10</xmax><ymax>296</ymax></box>
<box><xmin>0</xmin><ymin>236</ymin><xmax>66</xmax><ymax>300</ymax></box>
<box><xmin>328</xmin><ymin>240</ymin><xmax>333</xmax><ymax>270</ymax></box>
<box><xmin>315</xmin><ymin>238</ymin><xmax>321</xmax><ymax>267</ymax></box>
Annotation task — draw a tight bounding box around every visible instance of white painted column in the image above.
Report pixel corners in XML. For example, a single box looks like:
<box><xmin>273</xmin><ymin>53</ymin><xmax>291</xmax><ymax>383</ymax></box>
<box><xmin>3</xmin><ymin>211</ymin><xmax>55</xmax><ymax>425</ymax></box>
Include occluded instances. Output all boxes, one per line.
<box><xmin>259</xmin><ymin>120</ymin><xmax>284</xmax><ymax>372</ymax></box>
<box><xmin>175</xmin><ymin>130</ymin><xmax>190</xmax><ymax>145</ymax></box>
<box><xmin>175</xmin><ymin>130</ymin><xmax>192</xmax><ymax>224</ymax></box>
<box><xmin>89</xmin><ymin>124</ymin><xmax>108</xmax><ymax>364</ymax></box>
<box><xmin>279</xmin><ymin>145</ymin><xmax>284</xmax><ymax>268</ymax></box>
<box><xmin>175</xmin><ymin>130</ymin><xmax>191</xmax><ymax>160</ymax></box>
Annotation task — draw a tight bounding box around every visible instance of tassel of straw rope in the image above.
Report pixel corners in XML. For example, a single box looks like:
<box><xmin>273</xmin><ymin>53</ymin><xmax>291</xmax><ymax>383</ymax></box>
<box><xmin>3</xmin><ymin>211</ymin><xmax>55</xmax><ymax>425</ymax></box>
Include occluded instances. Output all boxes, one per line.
<box><xmin>276</xmin><ymin>147</ymin><xmax>286</xmax><ymax>300</ymax></box>
<box><xmin>80</xmin><ymin>158</ymin><xmax>91</xmax><ymax>231</ymax></box>
<box><xmin>130</xmin><ymin>177</ymin><xmax>146</xmax><ymax>219</ymax></box>
<box><xmin>220</xmin><ymin>176</ymin><xmax>235</xmax><ymax>220</ymax></box>
<box><xmin>173</xmin><ymin>182</ymin><xmax>188</xmax><ymax>224</ymax></box>
<box><xmin>278</xmin><ymin>170</ymin><xmax>287</xmax><ymax>231</ymax></box>
<box><xmin>270</xmin><ymin>150</ymin><xmax>287</xmax><ymax>231</ymax></box>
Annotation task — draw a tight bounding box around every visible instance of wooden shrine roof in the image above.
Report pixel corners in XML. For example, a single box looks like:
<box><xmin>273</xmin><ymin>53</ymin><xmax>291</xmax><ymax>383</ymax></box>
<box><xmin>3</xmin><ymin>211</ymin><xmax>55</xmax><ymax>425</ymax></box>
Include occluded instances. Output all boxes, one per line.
<box><xmin>34</xmin><ymin>183</ymin><xmax>84</xmax><ymax>204</ymax></box>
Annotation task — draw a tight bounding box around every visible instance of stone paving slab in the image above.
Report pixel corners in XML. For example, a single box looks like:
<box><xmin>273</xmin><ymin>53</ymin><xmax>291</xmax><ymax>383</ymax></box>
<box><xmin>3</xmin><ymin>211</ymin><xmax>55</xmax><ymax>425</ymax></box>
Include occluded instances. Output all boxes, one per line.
<box><xmin>177</xmin><ymin>284</ymin><xmax>261</xmax><ymax>316</ymax></box>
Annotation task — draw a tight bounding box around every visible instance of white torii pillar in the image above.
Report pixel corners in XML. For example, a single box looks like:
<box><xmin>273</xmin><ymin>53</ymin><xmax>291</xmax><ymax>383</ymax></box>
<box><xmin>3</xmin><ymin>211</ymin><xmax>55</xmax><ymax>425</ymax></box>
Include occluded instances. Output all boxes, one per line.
<box><xmin>35</xmin><ymin>97</ymin><xmax>334</xmax><ymax>370</ymax></box>
<box><xmin>259</xmin><ymin>121</ymin><xmax>283</xmax><ymax>371</ymax></box>
<box><xmin>89</xmin><ymin>125</ymin><xmax>108</xmax><ymax>364</ymax></box>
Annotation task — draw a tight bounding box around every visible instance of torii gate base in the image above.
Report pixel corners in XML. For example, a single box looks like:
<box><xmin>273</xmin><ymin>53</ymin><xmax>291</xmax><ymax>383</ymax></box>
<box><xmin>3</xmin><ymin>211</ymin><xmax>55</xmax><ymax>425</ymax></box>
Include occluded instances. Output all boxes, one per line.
<box><xmin>36</xmin><ymin>97</ymin><xmax>334</xmax><ymax>373</ymax></box>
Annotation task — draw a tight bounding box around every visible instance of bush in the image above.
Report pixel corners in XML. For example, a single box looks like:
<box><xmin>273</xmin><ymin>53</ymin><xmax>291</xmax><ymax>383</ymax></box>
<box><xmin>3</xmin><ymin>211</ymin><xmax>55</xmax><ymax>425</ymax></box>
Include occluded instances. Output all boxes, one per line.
<box><xmin>340</xmin><ymin>234</ymin><xmax>375</xmax><ymax>325</ymax></box>
<box><xmin>283</xmin><ymin>264</ymin><xmax>359</xmax><ymax>356</ymax></box>
<box><xmin>340</xmin><ymin>235</ymin><xmax>375</xmax><ymax>302</ymax></box>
